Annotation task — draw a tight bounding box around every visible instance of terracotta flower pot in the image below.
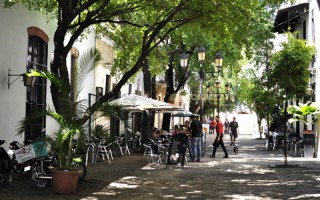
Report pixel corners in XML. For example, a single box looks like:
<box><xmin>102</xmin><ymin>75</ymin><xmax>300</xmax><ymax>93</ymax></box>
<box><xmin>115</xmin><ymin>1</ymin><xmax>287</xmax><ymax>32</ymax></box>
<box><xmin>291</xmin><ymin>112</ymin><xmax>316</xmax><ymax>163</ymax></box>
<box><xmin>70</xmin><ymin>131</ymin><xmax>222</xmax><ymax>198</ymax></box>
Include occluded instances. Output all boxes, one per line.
<box><xmin>51</xmin><ymin>169</ymin><xmax>81</xmax><ymax>194</ymax></box>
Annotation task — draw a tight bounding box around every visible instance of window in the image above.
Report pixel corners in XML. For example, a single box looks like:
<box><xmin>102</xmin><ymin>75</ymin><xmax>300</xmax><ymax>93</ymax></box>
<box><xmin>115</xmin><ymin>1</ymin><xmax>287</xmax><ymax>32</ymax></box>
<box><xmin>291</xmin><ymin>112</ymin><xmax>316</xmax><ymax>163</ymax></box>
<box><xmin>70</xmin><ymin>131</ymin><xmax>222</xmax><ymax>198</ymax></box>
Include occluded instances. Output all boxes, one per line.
<box><xmin>128</xmin><ymin>84</ymin><xmax>132</xmax><ymax>94</ymax></box>
<box><xmin>302</xmin><ymin>20</ymin><xmax>306</xmax><ymax>40</ymax></box>
<box><xmin>311</xmin><ymin>10</ymin><xmax>315</xmax><ymax>43</ymax></box>
<box><xmin>25</xmin><ymin>28</ymin><xmax>48</xmax><ymax>141</ymax></box>
<box><xmin>105</xmin><ymin>74</ymin><xmax>110</xmax><ymax>94</ymax></box>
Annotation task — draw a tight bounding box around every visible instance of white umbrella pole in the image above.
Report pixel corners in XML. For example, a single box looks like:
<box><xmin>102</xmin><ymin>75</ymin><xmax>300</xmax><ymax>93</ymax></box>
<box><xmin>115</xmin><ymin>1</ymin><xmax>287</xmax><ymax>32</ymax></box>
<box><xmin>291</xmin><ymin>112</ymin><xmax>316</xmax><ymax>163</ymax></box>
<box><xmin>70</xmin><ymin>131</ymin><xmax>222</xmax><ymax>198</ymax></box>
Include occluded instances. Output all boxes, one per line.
<box><xmin>158</xmin><ymin>112</ymin><xmax>160</xmax><ymax>130</ymax></box>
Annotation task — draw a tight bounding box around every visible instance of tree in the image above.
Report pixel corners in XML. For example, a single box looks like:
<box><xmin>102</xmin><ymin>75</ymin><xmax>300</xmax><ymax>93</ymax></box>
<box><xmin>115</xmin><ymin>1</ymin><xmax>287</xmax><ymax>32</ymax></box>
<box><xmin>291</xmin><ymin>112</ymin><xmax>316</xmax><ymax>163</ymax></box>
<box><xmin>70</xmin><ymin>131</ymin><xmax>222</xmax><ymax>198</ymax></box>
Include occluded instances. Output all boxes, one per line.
<box><xmin>5</xmin><ymin>0</ymin><xmax>286</xmax><ymax>137</ymax></box>
<box><xmin>268</xmin><ymin>32</ymin><xmax>316</xmax><ymax>165</ymax></box>
<box><xmin>247</xmin><ymin>77</ymin><xmax>278</xmax><ymax>138</ymax></box>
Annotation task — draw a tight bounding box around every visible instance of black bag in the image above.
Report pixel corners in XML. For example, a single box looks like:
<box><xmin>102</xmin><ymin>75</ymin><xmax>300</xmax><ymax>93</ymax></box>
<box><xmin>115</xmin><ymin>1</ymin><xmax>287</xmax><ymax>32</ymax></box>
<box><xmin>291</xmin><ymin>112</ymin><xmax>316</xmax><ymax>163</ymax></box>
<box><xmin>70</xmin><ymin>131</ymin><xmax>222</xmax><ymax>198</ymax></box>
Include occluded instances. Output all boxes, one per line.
<box><xmin>213</xmin><ymin>141</ymin><xmax>220</xmax><ymax>148</ymax></box>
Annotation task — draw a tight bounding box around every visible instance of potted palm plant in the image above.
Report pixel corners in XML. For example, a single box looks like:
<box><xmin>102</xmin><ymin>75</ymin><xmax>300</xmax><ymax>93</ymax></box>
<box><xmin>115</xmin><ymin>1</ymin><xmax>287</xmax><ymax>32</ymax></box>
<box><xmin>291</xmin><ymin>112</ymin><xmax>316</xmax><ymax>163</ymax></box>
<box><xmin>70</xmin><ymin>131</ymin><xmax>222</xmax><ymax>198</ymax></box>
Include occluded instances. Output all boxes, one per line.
<box><xmin>288</xmin><ymin>101</ymin><xmax>320</xmax><ymax>126</ymax></box>
<box><xmin>18</xmin><ymin>49</ymin><xmax>125</xmax><ymax>194</ymax></box>
<box><xmin>288</xmin><ymin>101</ymin><xmax>320</xmax><ymax>158</ymax></box>
<box><xmin>18</xmin><ymin>69</ymin><xmax>88</xmax><ymax>194</ymax></box>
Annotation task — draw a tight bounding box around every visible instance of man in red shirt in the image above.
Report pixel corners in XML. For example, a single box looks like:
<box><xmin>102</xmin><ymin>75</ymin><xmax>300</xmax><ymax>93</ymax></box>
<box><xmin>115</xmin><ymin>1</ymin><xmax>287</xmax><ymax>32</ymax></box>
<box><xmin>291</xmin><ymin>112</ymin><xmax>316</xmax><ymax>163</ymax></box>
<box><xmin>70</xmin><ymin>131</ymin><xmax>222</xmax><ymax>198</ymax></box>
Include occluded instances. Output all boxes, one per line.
<box><xmin>210</xmin><ymin>115</ymin><xmax>228</xmax><ymax>158</ymax></box>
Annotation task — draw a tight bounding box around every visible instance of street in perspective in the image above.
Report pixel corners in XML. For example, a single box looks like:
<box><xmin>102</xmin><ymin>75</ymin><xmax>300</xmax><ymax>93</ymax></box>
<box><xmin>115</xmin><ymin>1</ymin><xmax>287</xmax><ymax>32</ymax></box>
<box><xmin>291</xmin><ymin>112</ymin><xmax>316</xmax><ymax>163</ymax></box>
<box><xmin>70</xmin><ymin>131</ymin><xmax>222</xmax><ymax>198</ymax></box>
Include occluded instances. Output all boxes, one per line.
<box><xmin>1</xmin><ymin>129</ymin><xmax>320</xmax><ymax>200</ymax></box>
<box><xmin>2</xmin><ymin>1</ymin><xmax>320</xmax><ymax>200</ymax></box>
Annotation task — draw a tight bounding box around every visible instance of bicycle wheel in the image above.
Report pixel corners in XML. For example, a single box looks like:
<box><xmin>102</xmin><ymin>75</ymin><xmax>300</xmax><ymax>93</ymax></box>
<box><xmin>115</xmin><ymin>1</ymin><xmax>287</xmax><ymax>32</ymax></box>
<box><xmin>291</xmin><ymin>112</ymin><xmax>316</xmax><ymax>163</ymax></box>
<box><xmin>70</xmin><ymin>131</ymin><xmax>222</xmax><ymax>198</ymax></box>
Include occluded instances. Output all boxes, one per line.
<box><xmin>30</xmin><ymin>165</ymin><xmax>49</xmax><ymax>189</ymax></box>
<box><xmin>73</xmin><ymin>162</ymin><xmax>86</xmax><ymax>181</ymax></box>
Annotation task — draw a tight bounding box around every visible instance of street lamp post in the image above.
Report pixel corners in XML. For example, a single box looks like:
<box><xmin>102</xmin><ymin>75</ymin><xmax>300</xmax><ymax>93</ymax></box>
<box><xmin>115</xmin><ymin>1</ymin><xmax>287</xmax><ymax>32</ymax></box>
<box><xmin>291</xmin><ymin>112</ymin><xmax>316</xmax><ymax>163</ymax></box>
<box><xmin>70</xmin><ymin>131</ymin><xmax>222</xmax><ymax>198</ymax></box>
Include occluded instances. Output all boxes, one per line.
<box><xmin>180</xmin><ymin>47</ymin><xmax>206</xmax><ymax>120</ymax></box>
<box><xmin>179</xmin><ymin>46</ymin><xmax>224</xmax><ymax>119</ymax></box>
<box><xmin>197</xmin><ymin>46</ymin><xmax>206</xmax><ymax>121</ymax></box>
<box><xmin>215</xmin><ymin>81</ymin><xmax>221</xmax><ymax>116</ymax></box>
<box><xmin>208</xmin><ymin>81</ymin><xmax>231</xmax><ymax>116</ymax></box>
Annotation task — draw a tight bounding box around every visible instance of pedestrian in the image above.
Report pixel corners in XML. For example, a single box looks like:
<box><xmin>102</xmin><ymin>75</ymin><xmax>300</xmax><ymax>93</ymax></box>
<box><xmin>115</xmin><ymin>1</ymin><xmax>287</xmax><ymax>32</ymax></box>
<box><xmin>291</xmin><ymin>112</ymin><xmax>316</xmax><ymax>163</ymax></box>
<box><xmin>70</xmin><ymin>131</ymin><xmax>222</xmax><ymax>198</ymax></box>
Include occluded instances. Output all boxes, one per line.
<box><xmin>183</xmin><ymin>120</ymin><xmax>192</xmax><ymax>160</ymax></box>
<box><xmin>224</xmin><ymin>118</ymin><xmax>229</xmax><ymax>135</ymax></box>
<box><xmin>228</xmin><ymin>116</ymin><xmax>239</xmax><ymax>146</ymax></box>
<box><xmin>210</xmin><ymin>117</ymin><xmax>216</xmax><ymax>134</ymax></box>
<box><xmin>189</xmin><ymin>115</ymin><xmax>202</xmax><ymax>162</ymax></box>
<box><xmin>210</xmin><ymin>115</ymin><xmax>228</xmax><ymax>158</ymax></box>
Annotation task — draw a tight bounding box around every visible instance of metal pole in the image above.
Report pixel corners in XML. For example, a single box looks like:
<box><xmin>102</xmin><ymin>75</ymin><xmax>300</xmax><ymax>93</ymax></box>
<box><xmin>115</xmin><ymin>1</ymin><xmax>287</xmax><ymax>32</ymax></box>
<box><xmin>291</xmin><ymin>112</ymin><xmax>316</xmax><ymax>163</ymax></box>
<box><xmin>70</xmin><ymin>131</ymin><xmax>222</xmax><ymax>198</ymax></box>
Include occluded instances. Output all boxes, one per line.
<box><xmin>88</xmin><ymin>93</ymin><xmax>94</xmax><ymax>141</ymax></box>
<box><xmin>158</xmin><ymin>112</ymin><xmax>160</xmax><ymax>130</ymax></box>
<box><xmin>200</xmin><ymin>82</ymin><xmax>203</xmax><ymax>122</ymax></box>
<box><xmin>199</xmin><ymin>62</ymin><xmax>204</xmax><ymax>122</ymax></box>
<box><xmin>217</xmin><ymin>89</ymin><xmax>220</xmax><ymax>116</ymax></box>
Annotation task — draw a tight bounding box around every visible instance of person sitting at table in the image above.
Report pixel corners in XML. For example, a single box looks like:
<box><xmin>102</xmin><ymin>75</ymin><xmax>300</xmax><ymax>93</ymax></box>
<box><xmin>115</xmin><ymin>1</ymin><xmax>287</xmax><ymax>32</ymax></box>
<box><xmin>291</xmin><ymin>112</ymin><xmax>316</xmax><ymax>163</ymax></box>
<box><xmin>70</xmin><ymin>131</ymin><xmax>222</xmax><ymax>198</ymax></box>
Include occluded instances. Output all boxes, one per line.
<box><xmin>151</xmin><ymin>128</ymin><xmax>158</xmax><ymax>140</ymax></box>
<box><xmin>159</xmin><ymin>128</ymin><xmax>166</xmax><ymax>138</ymax></box>
<box><xmin>172</xmin><ymin>125</ymin><xmax>181</xmax><ymax>136</ymax></box>
<box><xmin>183</xmin><ymin>120</ymin><xmax>190</xmax><ymax>136</ymax></box>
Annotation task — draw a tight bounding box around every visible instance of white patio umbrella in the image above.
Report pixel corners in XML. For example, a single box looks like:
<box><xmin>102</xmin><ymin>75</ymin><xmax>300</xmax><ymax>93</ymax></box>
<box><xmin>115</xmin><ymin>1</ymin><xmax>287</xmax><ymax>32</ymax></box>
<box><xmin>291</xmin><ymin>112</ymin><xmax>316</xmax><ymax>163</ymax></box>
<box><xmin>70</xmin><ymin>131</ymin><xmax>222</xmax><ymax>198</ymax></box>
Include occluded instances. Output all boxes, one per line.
<box><xmin>109</xmin><ymin>94</ymin><xmax>168</xmax><ymax>108</ymax></box>
<box><xmin>110</xmin><ymin>94</ymin><xmax>183</xmax><ymax>132</ymax></box>
<box><xmin>110</xmin><ymin>94</ymin><xmax>184</xmax><ymax>112</ymax></box>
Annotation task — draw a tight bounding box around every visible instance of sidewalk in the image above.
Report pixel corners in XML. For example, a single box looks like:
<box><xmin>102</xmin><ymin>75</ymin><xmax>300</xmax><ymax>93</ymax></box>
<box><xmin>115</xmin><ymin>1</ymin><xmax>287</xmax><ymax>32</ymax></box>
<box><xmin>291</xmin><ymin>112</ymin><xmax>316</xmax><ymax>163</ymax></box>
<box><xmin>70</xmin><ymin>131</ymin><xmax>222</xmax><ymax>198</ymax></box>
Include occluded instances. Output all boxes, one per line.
<box><xmin>1</xmin><ymin>133</ymin><xmax>320</xmax><ymax>200</ymax></box>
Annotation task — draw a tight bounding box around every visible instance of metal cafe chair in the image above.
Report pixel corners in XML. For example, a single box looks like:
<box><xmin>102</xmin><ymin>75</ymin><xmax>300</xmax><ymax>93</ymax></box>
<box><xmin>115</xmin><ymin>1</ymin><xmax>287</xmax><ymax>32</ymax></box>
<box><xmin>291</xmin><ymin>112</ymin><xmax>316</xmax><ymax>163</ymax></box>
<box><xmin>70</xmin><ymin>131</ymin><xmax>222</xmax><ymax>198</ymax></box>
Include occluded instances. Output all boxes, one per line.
<box><xmin>98</xmin><ymin>143</ymin><xmax>113</xmax><ymax>165</ymax></box>
<box><xmin>143</xmin><ymin>144</ymin><xmax>162</xmax><ymax>165</ymax></box>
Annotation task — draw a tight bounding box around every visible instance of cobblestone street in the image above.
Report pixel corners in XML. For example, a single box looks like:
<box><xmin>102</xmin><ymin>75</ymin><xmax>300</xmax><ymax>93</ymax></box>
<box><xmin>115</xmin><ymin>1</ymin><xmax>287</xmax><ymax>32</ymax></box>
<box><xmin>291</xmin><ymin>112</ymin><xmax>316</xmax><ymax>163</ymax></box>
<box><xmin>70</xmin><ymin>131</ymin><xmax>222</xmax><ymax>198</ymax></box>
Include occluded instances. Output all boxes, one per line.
<box><xmin>1</xmin><ymin>133</ymin><xmax>320</xmax><ymax>200</ymax></box>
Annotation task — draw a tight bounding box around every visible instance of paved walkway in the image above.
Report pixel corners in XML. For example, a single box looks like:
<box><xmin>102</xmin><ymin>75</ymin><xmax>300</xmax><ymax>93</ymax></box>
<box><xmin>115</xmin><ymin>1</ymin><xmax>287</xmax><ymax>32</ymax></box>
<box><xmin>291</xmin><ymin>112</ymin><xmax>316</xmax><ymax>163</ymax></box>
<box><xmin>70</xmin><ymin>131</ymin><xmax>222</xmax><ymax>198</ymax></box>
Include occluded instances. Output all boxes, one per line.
<box><xmin>1</xmin><ymin>133</ymin><xmax>320</xmax><ymax>200</ymax></box>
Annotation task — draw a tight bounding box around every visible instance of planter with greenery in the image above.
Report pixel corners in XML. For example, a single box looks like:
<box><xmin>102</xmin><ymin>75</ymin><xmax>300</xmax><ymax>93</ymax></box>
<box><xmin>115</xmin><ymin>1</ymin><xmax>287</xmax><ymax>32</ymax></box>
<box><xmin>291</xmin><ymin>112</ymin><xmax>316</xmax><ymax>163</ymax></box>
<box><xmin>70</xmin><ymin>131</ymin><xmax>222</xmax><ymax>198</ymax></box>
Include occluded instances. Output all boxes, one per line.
<box><xmin>288</xmin><ymin>101</ymin><xmax>320</xmax><ymax>158</ymax></box>
<box><xmin>17</xmin><ymin>49</ymin><xmax>125</xmax><ymax>194</ymax></box>
<box><xmin>18</xmin><ymin>69</ymin><xmax>87</xmax><ymax>193</ymax></box>
<box><xmin>288</xmin><ymin>101</ymin><xmax>320</xmax><ymax>127</ymax></box>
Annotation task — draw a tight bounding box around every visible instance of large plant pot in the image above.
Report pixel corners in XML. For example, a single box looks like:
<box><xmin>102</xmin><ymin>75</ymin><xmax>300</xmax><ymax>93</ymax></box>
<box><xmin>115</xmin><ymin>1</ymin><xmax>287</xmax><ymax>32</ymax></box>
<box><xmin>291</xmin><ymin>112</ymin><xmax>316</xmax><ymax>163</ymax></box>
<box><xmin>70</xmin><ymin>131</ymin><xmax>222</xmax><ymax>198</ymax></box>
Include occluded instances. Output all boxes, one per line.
<box><xmin>303</xmin><ymin>130</ymin><xmax>315</xmax><ymax>159</ymax></box>
<box><xmin>51</xmin><ymin>169</ymin><xmax>81</xmax><ymax>194</ymax></box>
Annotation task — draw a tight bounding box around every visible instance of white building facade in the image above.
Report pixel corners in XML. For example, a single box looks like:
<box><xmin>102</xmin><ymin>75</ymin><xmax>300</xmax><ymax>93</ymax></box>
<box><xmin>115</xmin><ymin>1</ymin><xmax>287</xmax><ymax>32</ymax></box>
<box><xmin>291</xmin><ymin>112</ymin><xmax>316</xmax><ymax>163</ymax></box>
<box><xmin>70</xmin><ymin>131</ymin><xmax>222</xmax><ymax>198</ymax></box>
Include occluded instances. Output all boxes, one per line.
<box><xmin>0</xmin><ymin>3</ymin><xmax>142</xmax><ymax>150</ymax></box>
<box><xmin>0</xmin><ymin>3</ymin><xmax>56</xmax><ymax>149</ymax></box>
<box><xmin>274</xmin><ymin>0</ymin><xmax>320</xmax><ymax>157</ymax></box>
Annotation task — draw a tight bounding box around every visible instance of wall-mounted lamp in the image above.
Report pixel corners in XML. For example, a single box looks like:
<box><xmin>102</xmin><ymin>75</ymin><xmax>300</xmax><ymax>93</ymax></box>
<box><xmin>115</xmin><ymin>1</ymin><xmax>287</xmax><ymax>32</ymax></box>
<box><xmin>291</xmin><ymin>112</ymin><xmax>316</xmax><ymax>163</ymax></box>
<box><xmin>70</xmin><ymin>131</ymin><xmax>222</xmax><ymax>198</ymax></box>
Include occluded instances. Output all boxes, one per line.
<box><xmin>8</xmin><ymin>68</ymin><xmax>35</xmax><ymax>89</ymax></box>
<box><xmin>306</xmin><ymin>84</ymin><xmax>314</xmax><ymax>95</ymax></box>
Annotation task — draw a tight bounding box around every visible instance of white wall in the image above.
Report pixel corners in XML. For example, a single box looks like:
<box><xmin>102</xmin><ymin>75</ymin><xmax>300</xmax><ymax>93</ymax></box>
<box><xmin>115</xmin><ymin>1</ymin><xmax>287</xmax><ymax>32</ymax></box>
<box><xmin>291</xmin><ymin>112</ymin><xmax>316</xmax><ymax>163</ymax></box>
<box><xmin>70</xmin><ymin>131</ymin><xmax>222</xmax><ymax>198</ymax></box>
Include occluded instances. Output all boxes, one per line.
<box><xmin>0</xmin><ymin>3</ymin><xmax>57</xmax><ymax>150</ymax></box>
<box><xmin>309</xmin><ymin>0</ymin><xmax>320</xmax><ymax>156</ymax></box>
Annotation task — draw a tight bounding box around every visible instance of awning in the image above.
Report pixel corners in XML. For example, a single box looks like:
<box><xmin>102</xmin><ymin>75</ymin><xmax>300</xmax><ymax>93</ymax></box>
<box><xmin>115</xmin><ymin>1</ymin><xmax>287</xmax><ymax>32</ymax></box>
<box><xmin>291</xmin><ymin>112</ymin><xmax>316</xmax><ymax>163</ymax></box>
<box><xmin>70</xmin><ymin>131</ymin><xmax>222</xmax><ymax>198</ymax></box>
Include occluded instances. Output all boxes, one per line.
<box><xmin>109</xmin><ymin>94</ymin><xmax>182</xmax><ymax>112</ymax></box>
<box><xmin>109</xmin><ymin>94</ymin><xmax>168</xmax><ymax>107</ymax></box>
<box><xmin>273</xmin><ymin>3</ymin><xmax>309</xmax><ymax>33</ymax></box>
<box><xmin>172</xmin><ymin>111</ymin><xmax>198</xmax><ymax>117</ymax></box>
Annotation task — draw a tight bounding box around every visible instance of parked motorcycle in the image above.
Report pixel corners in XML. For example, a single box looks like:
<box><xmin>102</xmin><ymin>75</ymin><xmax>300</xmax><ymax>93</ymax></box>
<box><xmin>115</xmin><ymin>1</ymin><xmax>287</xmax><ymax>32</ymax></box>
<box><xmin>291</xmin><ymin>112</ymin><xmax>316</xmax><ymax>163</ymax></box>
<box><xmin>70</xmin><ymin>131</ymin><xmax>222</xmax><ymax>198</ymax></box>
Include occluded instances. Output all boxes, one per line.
<box><xmin>0</xmin><ymin>140</ymin><xmax>12</xmax><ymax>184</ymax></box>
<box><xmin>8</xmin><ymin>140</ymin><xmax>34</xmax><ymax>174</ymax></box>
<box><xmin>30</xmin><ymin>154</ymin><xmax>55</xmax><ymax>189</ymax></box>
<box><xmin>8</xmin><ymin>141</ymin><xmax>23</xmax><ymax>173</ymax></box>
<box><xmin>30</xmin><ymin>139</ymin><xmax>86</xmax><ymax>189</ymax></box>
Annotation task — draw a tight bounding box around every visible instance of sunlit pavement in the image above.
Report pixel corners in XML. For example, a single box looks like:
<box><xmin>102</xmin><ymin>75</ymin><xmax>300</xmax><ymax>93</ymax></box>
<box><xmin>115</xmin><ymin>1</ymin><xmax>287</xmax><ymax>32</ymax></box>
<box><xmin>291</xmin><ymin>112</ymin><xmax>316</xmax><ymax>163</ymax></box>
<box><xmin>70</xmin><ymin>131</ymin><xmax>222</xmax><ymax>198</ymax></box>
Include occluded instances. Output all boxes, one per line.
<box><xmin>2</xmin><ymin>133</ymin><xmax>320</xmax><ymax>200</ymax></box>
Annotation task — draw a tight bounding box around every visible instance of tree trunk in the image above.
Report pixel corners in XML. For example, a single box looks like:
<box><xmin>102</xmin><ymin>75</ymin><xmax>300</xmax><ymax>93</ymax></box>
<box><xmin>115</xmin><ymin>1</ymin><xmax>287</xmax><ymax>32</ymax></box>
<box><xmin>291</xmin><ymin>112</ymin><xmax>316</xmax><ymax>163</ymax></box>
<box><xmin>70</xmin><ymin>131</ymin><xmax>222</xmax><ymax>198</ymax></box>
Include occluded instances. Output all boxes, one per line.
<box><xmin>150</xmin><ymin>76</ymin><xmax>156</xmax><ymax>132</ymax></box>
<box><xmin>283</xmin><ymin>98</ymin><xmax>288</xmax><ymax>166</ymax></box>
<box><xmin>141</xmin><ymin>60</ymin><xmax>153</xmax><ymax>142</ymax></box>
<box><xmin>162</xmin><ymin>55</ymin><xmax>175</xmax><ymax>132</ymax></box>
